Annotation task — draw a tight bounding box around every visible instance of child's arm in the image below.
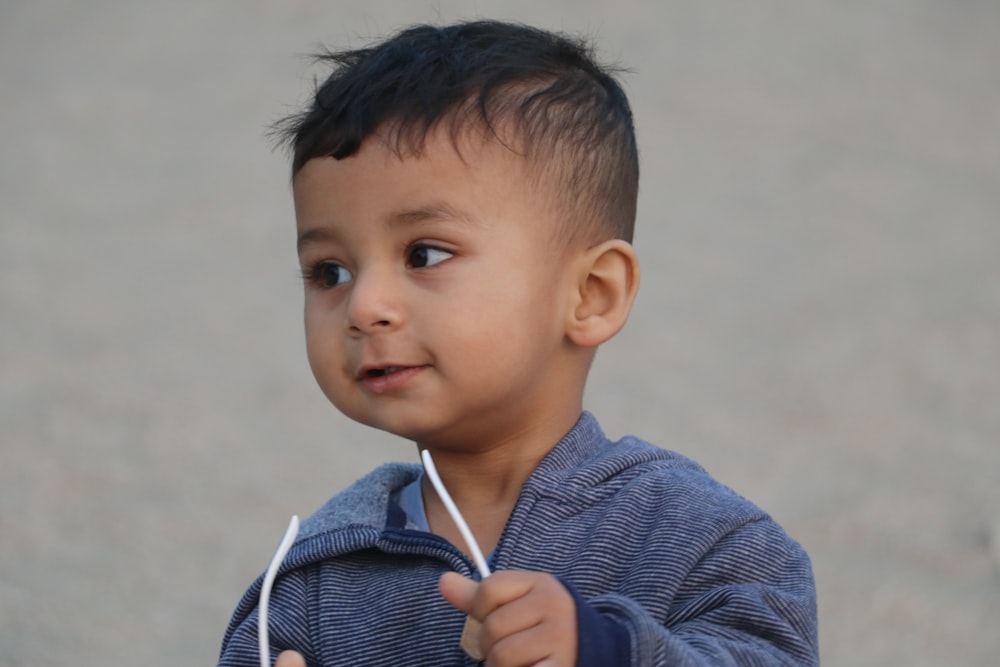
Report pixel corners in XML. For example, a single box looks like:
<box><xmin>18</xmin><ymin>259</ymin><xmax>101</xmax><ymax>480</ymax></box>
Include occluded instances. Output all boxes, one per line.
<box><xmin>441</xmin><ymin>518</ymin><xmax>817</xmax><ymax>666</ymax></box>
<box><xmin>608</xmin><ymin>516</ymin><xmax>817</xmax><ymax>665</ymax></box>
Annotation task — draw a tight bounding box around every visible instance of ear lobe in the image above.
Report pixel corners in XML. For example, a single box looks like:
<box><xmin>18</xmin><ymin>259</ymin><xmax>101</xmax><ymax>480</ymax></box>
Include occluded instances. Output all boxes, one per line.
<box><xmin>566</xmin><ymin>239</ymin><xmax>640</xmax><ymax>348</ymax></box>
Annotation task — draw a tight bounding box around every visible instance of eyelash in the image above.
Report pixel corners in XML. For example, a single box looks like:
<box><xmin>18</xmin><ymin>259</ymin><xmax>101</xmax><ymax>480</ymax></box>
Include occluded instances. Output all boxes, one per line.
<box><xmin>300</xmin><ymin>261</ymin><xmax>350</xmax><ymax>288</ymax></box>
<box><xmin>301</xmin><ymin>243</ymin><xmax>454</xmax><ymax>289</ymax></box>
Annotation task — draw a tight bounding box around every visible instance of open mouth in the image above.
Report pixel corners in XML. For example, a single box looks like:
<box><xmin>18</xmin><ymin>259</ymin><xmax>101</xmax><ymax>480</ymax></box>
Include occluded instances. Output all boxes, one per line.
<box><xmin>357</xmin><ymin>365</ymin><xmax>424</xmax><ymax>393</ymax></box>
<box><xmin>364</xmin><ymin>366</ymin><xmax>406</xmax><ymax>378</ymax></box>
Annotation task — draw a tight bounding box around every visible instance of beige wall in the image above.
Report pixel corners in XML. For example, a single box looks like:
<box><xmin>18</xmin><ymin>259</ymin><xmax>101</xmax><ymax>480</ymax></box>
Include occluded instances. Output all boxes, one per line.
<box><xmin>2</xmin><ymin>2</ymin><xmax>998</xmax><ymax>665</ymax></box>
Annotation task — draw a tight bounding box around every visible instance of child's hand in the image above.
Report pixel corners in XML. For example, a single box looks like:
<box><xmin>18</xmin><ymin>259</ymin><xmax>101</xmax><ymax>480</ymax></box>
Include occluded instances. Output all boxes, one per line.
<box><xmin>274</xmin><ymin>649</ymin><xmax>306</xmax><ymax>667</ymax></box>
<box><xmin>439</xmin><ymin>570</ymin><xmax>578</xmax><ymax>667</ymax></box>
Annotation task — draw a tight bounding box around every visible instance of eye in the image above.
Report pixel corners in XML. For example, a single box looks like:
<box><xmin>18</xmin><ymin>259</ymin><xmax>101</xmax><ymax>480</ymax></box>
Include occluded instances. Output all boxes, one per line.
<box><xmin>408</xmin><ymin>244</ymin><xmax>453</xmax><ymax>269</ymax></box>
<box><xmin>304</xmin><ymin>261</ymin><xmax>354</xmax><ymax>288</ymax></box>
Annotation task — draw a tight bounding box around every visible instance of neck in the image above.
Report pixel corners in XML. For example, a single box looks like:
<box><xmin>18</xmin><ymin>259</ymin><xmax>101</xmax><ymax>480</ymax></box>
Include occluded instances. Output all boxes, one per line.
<box><xmin>417</xmin><ymin>410</ymin><xmax>580</xmax><ymax>556</ymax></box>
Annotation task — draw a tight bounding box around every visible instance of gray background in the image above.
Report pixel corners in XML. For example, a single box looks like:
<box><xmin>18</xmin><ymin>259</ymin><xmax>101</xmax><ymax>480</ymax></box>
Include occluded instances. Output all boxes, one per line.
<box><xmin>2</xmin><ymin>1</ymin><xmax>998</xmax><ymax>665</ymax></box>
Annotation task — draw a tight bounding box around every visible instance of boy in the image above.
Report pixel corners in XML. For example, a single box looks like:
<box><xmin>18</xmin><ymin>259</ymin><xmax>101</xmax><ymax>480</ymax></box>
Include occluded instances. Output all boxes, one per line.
<box><xmin>219</xmin><ymin>20</ymin><xmax>818</xmax><ymax>666</ymax></box>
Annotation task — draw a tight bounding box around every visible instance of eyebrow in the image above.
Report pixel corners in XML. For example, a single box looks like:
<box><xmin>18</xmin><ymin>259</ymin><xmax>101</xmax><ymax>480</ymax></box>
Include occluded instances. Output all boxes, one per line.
<box><xmin>297</xmin><ymin>203</ymin><xmax>478</xmax><ymax>253</ymax></box>
<box><xmin>296</xmin><ymin>227</ymin><xmax>337</xmax><ymax>254</ymax></box>
<box><xmin>389</xmin><ymin>202</ymin><xmax>478</xmax><ymax>228</ymax></box>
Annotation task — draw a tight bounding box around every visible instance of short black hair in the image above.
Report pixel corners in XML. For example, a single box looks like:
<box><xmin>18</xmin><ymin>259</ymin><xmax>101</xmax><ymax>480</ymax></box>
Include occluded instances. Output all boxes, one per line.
<box><xmin>275</xmin><ymin>20</ymin><xmax>639</xmax><ymax>242</ymax></box>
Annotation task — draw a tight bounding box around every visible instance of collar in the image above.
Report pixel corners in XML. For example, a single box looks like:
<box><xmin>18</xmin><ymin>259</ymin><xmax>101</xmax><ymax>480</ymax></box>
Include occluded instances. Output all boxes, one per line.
<box><xmin>297</xmin><ymin>411</ymin><xmax>608</xmax><ymax>540</ymax></box>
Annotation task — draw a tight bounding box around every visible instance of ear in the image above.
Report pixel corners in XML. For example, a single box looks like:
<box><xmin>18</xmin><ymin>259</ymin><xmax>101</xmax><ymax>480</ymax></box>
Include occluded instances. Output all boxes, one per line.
<box><xmin>565</xmin><ymin>239</ymin><xmax>640</xmax><ymax>348</ymax></box>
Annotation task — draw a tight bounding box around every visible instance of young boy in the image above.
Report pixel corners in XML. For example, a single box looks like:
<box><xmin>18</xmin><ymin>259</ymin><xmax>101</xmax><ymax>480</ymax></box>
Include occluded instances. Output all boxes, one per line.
<box><xmin>219</xmin><ymin>20</ymin><xmax>818</xmax><ymax>666</ymax></box>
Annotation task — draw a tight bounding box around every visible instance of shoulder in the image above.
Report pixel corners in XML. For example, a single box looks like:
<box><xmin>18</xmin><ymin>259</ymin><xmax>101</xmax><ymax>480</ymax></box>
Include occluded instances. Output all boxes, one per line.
<box><xmin>611</xmin><ymin>435</ymin><xmax>757</xmax><ymax>512</ymax></box>
<box><xmin>536</xmin><ymin>429</ymin><xmax>772</xmax><ymax>541</ymax></box>
<box><xmin>566</xmin><ymin>431</ymin><xmax>752</xmax><ymax>500</ymax></box>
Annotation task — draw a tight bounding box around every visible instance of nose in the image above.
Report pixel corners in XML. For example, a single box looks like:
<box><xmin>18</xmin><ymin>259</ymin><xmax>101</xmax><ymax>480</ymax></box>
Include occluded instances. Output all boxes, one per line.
<box><xmin>346</xmin><ymin>265</ymin><xmax>402</xmax><ymax>335</ymax></box>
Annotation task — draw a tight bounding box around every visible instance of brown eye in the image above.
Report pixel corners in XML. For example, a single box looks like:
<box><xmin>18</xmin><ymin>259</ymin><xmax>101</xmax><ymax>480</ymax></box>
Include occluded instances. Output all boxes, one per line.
<box><xmin>313</xmin><ymin>262</ymin><xmax>353</xmax><ymax>287</ymax></box>
<box><xmin>408</xmin><ymin>245</ymin><xmax>452</xmax><ymax>268</ymax></box>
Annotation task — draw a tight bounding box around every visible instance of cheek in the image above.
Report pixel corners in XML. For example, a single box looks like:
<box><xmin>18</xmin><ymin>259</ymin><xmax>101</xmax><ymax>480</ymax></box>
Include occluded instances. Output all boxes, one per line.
<box><xmin>303</xmin><ymin>291</ymin><xmax>345</xmax><ymax>336</ymax></box>
<box><xmin>304</xmin><ymin>337</ymin><xmax>333</xmax><ymax>391</ymax></box>
<box><xmin>438</xmin><ymin>288</ymin><xmax>559</xmax><ymax>360</ymax></box>
<box><xmin>303</xmin><ymin>307</ymin><xmax>344</xmax><ymax>373</ymax></box>
<box><xmin>304</xmin><ymin>334</ymin><xmax>354</xmax><ymax>413</ymax></box>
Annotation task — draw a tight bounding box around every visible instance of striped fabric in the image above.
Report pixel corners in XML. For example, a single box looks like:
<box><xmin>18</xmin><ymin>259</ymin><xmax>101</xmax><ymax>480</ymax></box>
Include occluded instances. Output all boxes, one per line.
<box><xmin>219</xmin><ymin>412</ymin><xmax>818</xmax><ymax>666</ymax></box>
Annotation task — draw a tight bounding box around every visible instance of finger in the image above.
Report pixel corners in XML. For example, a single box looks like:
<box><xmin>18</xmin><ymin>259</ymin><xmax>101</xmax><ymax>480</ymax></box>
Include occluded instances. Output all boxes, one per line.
<box><xmin>478</xmin><ymin>575</ymin><xmax>577</xmax><ymax>666</ymax></box>
<box><xmin>486</xmin><ymin>622</ymin><xmax>558</xmax><ymax>667</ymax></box>
<box><xmin>439</xmin><ymin>571</ymin><xmax>479</xmax><ymax>615</ymax></box>
<box><xmin>472</xmin><ymin>570</ymin><xmax>537</xmax><ymax>619</ymax></box>
<box><xmin>479</xmin><ymin>594</ymin><xmax>544</xmax><ymax>649</ymax></box>
<box><xmin>480</xmin><ymin>594</ymin><xmax>577</xmax><ymax>662</ymax></box>
<box><xmin>274</xmin><ymin>650</ymin><xmax>307</xmax><ymax>667</ymax></box>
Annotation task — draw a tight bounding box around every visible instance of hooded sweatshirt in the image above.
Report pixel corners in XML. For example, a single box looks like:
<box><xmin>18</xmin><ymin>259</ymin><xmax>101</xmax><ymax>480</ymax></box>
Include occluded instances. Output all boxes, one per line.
<box><xmin>219</xmin><ymin>412</ymin><xmax>818</xmax><ymax>666</ymax></box>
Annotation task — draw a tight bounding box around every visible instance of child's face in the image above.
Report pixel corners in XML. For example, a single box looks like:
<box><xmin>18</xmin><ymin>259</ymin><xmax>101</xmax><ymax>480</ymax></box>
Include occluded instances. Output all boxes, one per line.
<box><xmin>293</xmin><ymin>127</ymin><xmax>586</xmax><ymax>450</ymax></box>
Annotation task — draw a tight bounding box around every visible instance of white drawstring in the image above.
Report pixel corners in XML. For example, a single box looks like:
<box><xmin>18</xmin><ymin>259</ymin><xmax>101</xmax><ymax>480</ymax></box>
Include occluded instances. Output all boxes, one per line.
<box><xmin>259</xmin><ymin>515</ymin><xmax>300</xmax><ymax>667</ymax></box>
<box><xmin>255</xmin><ymin>452</ymin><xmax>489</xmax><ymax>666</ymax></box>
<box><xmin>420</xmin><ymin>449</ymin><xmax>491</xmax><ymax>661</ymax></box>
<box><xmin>420</xmin><ymin>449</ymin><xmax>491</xmax><ymax>579</ymax></box>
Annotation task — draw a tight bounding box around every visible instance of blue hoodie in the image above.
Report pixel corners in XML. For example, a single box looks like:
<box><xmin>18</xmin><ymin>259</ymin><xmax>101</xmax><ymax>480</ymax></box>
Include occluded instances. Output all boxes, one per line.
<box><xmin>219</xmin><ymin>412</ymin><xmax>818</xmax><ymax>666</ymax></box>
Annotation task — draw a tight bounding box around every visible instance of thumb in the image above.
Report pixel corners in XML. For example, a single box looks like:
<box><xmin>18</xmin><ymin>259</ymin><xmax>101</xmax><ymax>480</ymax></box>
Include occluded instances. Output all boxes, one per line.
<box><xmin>438</xmin><ymin>571</ymin><xmax>479</xmax><ymax>614</ymax></box>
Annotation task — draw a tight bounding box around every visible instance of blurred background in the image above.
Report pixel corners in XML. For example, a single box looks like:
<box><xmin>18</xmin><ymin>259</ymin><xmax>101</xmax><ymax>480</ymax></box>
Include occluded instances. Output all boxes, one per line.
<box><xmin>2</xmin><ymin>1</ymin><xmax>998</xmax><ymax>665</ymax></box>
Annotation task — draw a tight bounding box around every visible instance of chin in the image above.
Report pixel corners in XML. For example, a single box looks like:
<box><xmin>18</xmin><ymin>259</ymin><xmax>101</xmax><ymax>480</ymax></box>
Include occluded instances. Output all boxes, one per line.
<box><xmin>349</xmin><ymin>409</ymin><xmax>438</xmax><ymax>442</ymax></box>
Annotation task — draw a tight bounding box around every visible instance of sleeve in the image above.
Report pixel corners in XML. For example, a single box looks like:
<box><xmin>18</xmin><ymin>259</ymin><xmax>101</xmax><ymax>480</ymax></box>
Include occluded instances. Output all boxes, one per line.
<box><xmin>576</xmin><ymin>519</ymin><xmax>818</xmax><ymax>666</ymax></box>
<box><xmin>565</xmin><ymin>582</ymin><xmax>632</xmax><ymax>667</ymax></box>
<box><xmin>218</xmin><ymin>567</ymin><xmax>319</xmax><ymax>667</ymax></box>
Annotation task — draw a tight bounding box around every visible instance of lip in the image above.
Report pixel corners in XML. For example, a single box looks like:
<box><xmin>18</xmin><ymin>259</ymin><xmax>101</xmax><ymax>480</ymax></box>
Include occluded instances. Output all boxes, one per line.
<box><xmin>357</xmin><ymin>364</ymin><xmax>426</xmax><ymax>394</ymax></box>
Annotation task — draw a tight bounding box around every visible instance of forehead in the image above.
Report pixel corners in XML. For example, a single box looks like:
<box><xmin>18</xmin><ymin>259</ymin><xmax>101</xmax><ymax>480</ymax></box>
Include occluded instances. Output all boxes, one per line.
<box><xmin>291</xmin><ymin>125</ymin><xmax>569</xmax><ymax>250</ymax></box>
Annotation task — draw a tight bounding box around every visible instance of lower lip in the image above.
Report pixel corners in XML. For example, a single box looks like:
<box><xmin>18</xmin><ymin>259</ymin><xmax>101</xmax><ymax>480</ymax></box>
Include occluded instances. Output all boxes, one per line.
<box><xmin>359</xmin><ymin>366</ymin><xmax>425</xmax><ymax>394</ymax></box>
